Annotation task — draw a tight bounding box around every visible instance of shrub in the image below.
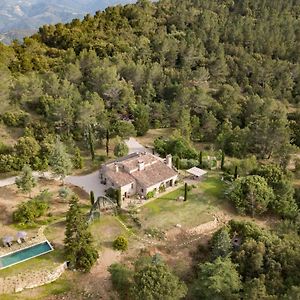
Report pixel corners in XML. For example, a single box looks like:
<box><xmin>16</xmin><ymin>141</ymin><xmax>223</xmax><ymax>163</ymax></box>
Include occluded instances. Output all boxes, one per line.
<box><xmin>0</xmin><ymin>154</ymin><xmax>18</xmax><ymax>173</ymax></box>
<box><xmin>108</xmin><ymin>263</ymin><xmax>133</xmax><ymax>299</ymax></box>
<box><xmin>114</xmin><ymin>140</ymin><xmax>129</xmax><ymax>157</ymax></box>
<box><xmin>144</xmin><ymin>227</ymin><xmax>166</xmax><ymax>240</ymax></box>
<box><xmin>0</xmin><ymin>142</ymin><xmax>13</xmax><ymax>155</ymax></box>
<box><xmin>58</xmin><ymin>187</ymin><xmax>70</xmax><ymax>199</ymax></box>
<box><xmin>106</xmin><ymin>187</ymin><xmax>117</xmax><ymax>201</ymax></box>
<box><xmin>13</xmin><ymin>197</ymin><xmax>49</xmax><ymax>224</ymax></box>
<box><xmin>113</xmin><ymin>236</ymin><xmax>128</xmax><ymax>251</ymax></box>
<box><xmin>159</xmin><ymin>184</ymin><xmax>166</xmax><ymax>193</ymax></box>
<box><xmin>146</xmin><ymin>191</ymin><xmax>155</xmax><ymax>199</ymax></box>
<box><xmin>1</xmin><ymin>111</ymin><xmax>29</xmax><ymax>127</ymax></box>
<box><xmin>179</xmin><ymin>158</ymin><xmax>199</xmax><ymax>169</ymax></box>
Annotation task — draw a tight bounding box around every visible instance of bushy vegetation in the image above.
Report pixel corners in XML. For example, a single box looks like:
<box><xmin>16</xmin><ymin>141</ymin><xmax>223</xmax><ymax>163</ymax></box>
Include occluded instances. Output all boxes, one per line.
<box><xmin>113</xmin><ymin>236</ymin><xmax>128</xmax><ymax>251</ymax></box>
<box><xmin>114</xmin><ymin>139</ymin><xmax>129</xmax><ymax>157</ymax></box>
<box><xmin>13</xmin><ymin>190</ymin><xmax>51</xmax><ymax>224</ymax></box>
<box><xmin>0</xmin><ymin>0</ymin><xmax>299</xmax><ymax>176</ymax></box>
<box><xmin>190</xmin><ymin>220</ymin><xmax>300</xmax><ymax>299</ymax></box>
<box><xmin>109</xmin><ymin>257</ymin><xmax>187</xmax><ymax>300</ymax></box>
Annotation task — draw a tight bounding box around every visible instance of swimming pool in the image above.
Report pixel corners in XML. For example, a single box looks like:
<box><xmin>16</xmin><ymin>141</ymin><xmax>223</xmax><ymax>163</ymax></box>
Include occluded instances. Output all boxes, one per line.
<box><xmin>0</xmin><ymin>241</ymin><xmax>53</xmax><ymax>270</ymax></box>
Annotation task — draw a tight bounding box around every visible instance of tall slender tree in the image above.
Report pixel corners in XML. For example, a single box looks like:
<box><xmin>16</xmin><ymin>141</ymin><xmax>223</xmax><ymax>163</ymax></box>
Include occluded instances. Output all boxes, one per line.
<box><xmin>65</xmin><ymin>195</ymin><xmax>98</xmax><ymax>272</ymax></box>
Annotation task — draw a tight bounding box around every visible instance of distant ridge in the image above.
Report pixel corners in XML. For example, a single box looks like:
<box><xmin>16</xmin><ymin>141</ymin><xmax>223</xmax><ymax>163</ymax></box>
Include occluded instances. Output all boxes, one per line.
<box><xmin>0</xmin><ymin>0</ymin><xmax>135</xmax><ymax>44</ymax></box>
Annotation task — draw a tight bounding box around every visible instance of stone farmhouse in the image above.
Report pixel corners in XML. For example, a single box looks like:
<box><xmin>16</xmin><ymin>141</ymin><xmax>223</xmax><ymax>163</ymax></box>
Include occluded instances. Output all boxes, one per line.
<box><xmin>99</xmin><ymin>152</ymin><xmax>178</xmax><ymax>199</ymax></box>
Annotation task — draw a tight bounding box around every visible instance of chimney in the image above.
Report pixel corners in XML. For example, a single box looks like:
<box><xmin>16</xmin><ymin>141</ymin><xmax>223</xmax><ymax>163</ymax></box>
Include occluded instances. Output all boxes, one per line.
<box><xmin>166</xmin><ymin>154</ymin><xmax>172</xmax><ymax>168</ymax></box>
<box><xmin>114</xmin><ymin>163</ymin><xmax>119</xmax><ymax>173</ymax></box>
<box><xmin>138</xmin><ymin>160</ymin><xmax>145</xmax><ymax>171</ymax></box>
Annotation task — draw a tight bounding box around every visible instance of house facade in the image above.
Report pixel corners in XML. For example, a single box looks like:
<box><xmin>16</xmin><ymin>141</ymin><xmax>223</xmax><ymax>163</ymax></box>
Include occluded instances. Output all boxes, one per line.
<box><xmin>99</xmin><ymin>152</ymin><xmax>178</xmax><ymax>200</ymax></box>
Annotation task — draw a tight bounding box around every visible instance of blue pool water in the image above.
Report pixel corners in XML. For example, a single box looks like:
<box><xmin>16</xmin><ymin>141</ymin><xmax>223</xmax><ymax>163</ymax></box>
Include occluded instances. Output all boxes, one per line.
<box><xmin>0</xmin><ymin>241</ymin><xmax>53</xmax><ymax>269</ymax></box>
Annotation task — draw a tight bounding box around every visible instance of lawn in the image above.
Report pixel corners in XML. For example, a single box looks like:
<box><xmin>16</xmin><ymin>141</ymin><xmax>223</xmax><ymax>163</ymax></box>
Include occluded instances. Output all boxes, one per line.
<box><xmin>135</xmin><ymin>128</ymin><xmax>175</xmax><ymax>148</ymax></box>
<box><xmin>90</xmin><ymin>215</ymin><xmax>129</xmax><ymax>248</ymax></box>
<box><xmin>139</xmin><ymin>173</ymin><xmax>225</xmax><ymax>230</ymax></box>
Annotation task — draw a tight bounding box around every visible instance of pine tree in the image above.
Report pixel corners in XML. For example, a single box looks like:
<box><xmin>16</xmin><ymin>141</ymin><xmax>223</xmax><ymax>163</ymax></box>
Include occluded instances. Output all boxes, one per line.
<box><xmin>73</xmin><ymin>147</ymin><xmax>83</xmax><ymax>169</ymax></box>
<box><xmin>15</xmin><ymin>165</ymin><xmax>36</xmax><ymax>198</ymax></box>
<box><xmin>64</xmin><ymin>195</ymin><xmax>98</xmax><ymax>272</ymax></box>
<box><xmin>49</xmin><ymin>137</ymin><xmax>73</xmax><ymax>181</ymax></box>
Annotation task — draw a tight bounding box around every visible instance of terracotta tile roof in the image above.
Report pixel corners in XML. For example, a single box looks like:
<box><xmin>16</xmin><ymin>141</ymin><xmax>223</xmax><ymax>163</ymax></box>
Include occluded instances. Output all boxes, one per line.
<box><xmin>104</xmin><ymin>168</ymin><xmax>134</xmax><ymax>187</ymax></box>
<box><xmin>121</xmin><ymin>153</ymin><xmax>158</xmax><ymax>172</ymax></box>
<box><xmin>101</xmin><ymin>152</ymin><xmax>177</xmax><ymax>188</ymax></box>
<box><xmin>131</xmin><ymin>161</ymin><xmax>178</xmax><ymax>188</ymax></box>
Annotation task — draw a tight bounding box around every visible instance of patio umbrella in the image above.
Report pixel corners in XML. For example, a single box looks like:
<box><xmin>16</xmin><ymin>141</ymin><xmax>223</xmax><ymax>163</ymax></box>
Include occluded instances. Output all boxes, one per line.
<box><xmin>17</xmin><ymin>231</ymin><xmax>27</xmax><ymax>240</ymax></box>
<box><xmin>3</xmin><ymin>236</ymin><xmax>13</xmax><ymax>245</ymax></box>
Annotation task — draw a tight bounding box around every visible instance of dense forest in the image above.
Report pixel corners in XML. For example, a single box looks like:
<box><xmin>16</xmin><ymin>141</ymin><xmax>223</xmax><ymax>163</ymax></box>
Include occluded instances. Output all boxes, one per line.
<box><xmin>1</xmin><ymin>0</ymin><xmax>300</xmax><ymax>298</ymax></box>
<box><xmin>1</xmin><ymin>0</ymin><xmax>300</xmax><ymax>168</ymax></box>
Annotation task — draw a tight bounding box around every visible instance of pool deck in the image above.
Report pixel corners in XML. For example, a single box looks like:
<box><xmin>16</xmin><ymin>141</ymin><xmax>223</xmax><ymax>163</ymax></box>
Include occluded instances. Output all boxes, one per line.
<box><xmin>0</xmin><ymin>226</ymin><xmax>47</xmax><ymax>257</ymax></box>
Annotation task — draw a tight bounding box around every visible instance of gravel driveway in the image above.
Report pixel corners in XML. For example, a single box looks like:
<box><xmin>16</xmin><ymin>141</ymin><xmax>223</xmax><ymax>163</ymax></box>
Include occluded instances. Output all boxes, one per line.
<box><xmin>64</xmin><ymin>171</ymin><xmax>106</xmax><ymax>199</ymax></box>
<box><xmin>0</xmin><ymin>138</ymin><xmax>149</xmax><ymax>198</ymax></box>
<box><xmin>125</xmin><ymin>137</ymin><xmax>150</xmax><ymax>154</ymax></box>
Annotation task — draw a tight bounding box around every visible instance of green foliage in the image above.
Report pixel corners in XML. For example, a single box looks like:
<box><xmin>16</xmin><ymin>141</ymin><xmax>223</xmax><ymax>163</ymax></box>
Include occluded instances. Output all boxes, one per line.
<box><xmin>15</xmin><ymin>136</ymin><xmax>41</xmax><ymax>167</ymax></box>
<box><xmin>1</xmin><ymin>111</ymin><xmax>29</xmax><ymax>127</ymax></box>
<box><xmin>106</xmin><ymin>187</ymin><xmax>118</xmax><ymax>201</ymax></box>
<box><xmin>133</xmin><ymin>103</ymin><xmax>150</xmax><ymax>136</ymax></box>
<box><xmin>253</xmin><ymin>164</ymin><xmax>299</xmax><ymax>218</ymax></box>
<box><xmin>159</xmin><ymin>184</ymin><xmax>166</xmax><ymax>193</ymax></box>
<box><xmin>90</xmin><ymin>191</ymin><xmax>95</xmax><ymax>206</ymax></box>
<box><xmin>49</xmin><ymin>138</ymin><xmax>72</xmax><ymax>180</ymax></box>
<box><xmin>192</xmin><ymin>257</ymin><xmax>242</xmax><ymax>300</ymax></box>
<box><xmin>64</xmin><ymin>195</ymin><xmax>98</xmax><ymax>272</ymax></box>
<box><xmin>146</xmin><ymin>191</ymin><xmax>155</xmax><ymax>199</ymax></box>
<box><xmin>58</xmin><ymin>187</ymin><xmax>71</xmax><ymax>199</ymax></box>
<box><xmin>113</xmin><ymin>236</ymin><xmax>128</xmax><ymax>251</ymax></box>
<box><xmin>227</xmin><ymin>175</ymin><xmax>274</xmax><ymax>216</ymax></box>
<box><xmin>178</xmin><ymin>158</ymin><xmax>198</xmax><ymax>170</ymax></box>
<box><xmin>154</xmin><ymin>136</ymin><xmax>197</xmax><ymax>159</ymax></box>
<box><xmin>13</xmin><ymin>192</ymin><xmax>50</xmax><ymax>224</ymax></box>
<box><xmin>15</xmin><ymin>165</ymin><xmax>36</xmax><ymax>196</ymax></box>
<box><xmin>114</xmin><ymin>139</ymin><xmax>129</xmax><ymax>157</ymax></box>
<box><xmin>108</xmin><ymin>263</ymin><xmax>133</xmax><ymax>300</ymax></box>
<box><xmin>211</xmin><ymin>228</ymin><xmax>232</xmax><ymax>259</ymax></box>
<box><xmin>72</xmin><ymin>147</ymin><xmax>83</xmax><ymax>169</ymax></box>
<box><xmin>130</xmin><ymin>263</ymin><xmax>187</xmax><ymax>300</ymax></box>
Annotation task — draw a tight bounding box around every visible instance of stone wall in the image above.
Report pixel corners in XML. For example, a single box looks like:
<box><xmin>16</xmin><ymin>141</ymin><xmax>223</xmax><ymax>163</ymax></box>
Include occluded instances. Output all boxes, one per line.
<box><xmin>0</xmin><ymin>262</ymin><xmax>68</xmax><ymax>294</ymax></box>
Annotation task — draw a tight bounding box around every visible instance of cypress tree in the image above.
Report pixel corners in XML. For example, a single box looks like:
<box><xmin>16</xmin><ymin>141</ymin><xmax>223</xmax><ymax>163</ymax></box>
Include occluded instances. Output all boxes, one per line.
<box><xmin>234</xmin><ymin>166</ymin><xmax>238</xmax><ymax>179</ymax></box>
<box><xmin>88</xmin><ymin>127</ymin><xmax>95</xmax><ymax>161</ymax></box>
<box><xmin>199</xmin><ymin>151</ymin><xmax>203</xmax><ymax>168</ymax></box>
<box><xmin>221</xmin><ymin>151</ymin><xmax>225</xmax><ymax>170</ymax></box>
<box><xmin>184</xmin><ymin>183</ymin><xmax>188</xmax><ymax>201</ymax></box>
<box><xmin>64</xmin><ymin>195</ymin><xmax>98</xmax><ymax>272</ymax></box>
<box><xmin>106</xmin><ymin>129</ymin><xmax>110</xmax><ymax>157</ymax></box>
<box><xmin>116</xmin><ymin>189</ymin><xmax>122</xmax><ymax>208</ymax></box>
<box><xmin>90</xmin><ymin>191</ymin><xmax>95</xmax><ymax>206</ymax></box>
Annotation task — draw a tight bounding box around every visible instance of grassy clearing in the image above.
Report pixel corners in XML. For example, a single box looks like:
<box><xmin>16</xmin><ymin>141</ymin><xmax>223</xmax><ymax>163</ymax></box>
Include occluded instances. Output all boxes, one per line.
<box><xmin>90</xmin><ymin>215</ymin><xmax>129</xmax><ymax>248</ymax></box>
<box><xmin>139</xmin><ymin>173</ymin><xmax>226</xmax><ymax>230</ymax></box>
<box><xmin>135</xmin><ymin>128</ymin><xmax>175</xmax><ymax>148</ymax></box>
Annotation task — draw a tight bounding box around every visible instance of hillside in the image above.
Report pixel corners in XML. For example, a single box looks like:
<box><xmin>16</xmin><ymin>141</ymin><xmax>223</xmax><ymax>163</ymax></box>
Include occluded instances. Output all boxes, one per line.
<box><xmin>1</xmin><ymin>0</ymin><xmax>300</xmax><ymax>299</ymax></box>
<box><xmin>0</xmin><ymin>0</ymin><xmax>135</xmax><ymax>43</ymax></box>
